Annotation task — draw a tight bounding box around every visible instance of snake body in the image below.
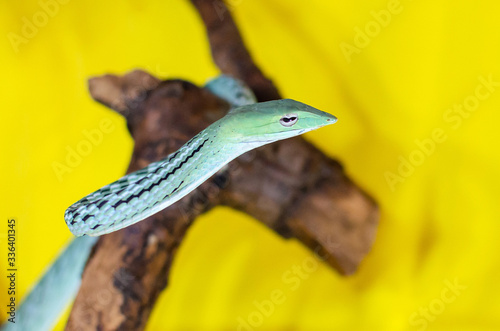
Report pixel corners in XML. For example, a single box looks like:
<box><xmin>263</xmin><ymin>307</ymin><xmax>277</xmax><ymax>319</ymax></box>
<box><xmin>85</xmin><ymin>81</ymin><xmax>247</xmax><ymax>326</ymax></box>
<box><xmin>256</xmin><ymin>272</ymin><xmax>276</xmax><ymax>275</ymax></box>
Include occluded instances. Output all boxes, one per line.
<box><xmin>65</xmin><ymin>78</ymin><xmax>337</xmax><ymax>237</ymax></box>
<box><xmin>0</xmin><ymin>236</ymin><xmax>97</xmax><ymax>331</ymax></box>
<box><xmin>1</xmin><ymin>76</ymin><xmax>254</xmax><ymax>331</ymax></box>
<box><xmin>0</xmin><ymin>77</ymin><xmax>337</xmax><ymax>331</ymax></box>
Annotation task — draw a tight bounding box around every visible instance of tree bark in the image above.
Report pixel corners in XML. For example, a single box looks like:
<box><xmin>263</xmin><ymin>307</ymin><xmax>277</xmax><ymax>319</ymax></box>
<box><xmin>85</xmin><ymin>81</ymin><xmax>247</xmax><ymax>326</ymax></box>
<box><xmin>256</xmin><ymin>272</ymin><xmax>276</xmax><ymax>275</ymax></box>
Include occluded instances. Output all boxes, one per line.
<box><xmin>66</xmin><ymin>1</ymin><xmax>378</xmax><ymax>330</ymax></box>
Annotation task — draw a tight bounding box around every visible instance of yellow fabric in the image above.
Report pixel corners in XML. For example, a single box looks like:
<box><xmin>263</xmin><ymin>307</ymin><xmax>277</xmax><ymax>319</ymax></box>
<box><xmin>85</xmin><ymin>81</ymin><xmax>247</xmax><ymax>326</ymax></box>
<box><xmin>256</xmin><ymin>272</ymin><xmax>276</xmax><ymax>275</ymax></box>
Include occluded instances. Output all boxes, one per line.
<box><xmin>1</xmin><ymin>0</ymin><xmax>499</xmax><ymax>330</ymax></box>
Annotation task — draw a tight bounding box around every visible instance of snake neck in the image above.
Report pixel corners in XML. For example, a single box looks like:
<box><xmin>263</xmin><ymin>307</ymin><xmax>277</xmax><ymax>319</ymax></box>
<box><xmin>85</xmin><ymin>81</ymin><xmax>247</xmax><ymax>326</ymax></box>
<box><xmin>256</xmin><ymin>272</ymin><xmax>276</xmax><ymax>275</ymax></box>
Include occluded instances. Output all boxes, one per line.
<box><xmin>163</xmin><ymin>125</ymin><xmax>243</xmax><ymax>184</ymax></box>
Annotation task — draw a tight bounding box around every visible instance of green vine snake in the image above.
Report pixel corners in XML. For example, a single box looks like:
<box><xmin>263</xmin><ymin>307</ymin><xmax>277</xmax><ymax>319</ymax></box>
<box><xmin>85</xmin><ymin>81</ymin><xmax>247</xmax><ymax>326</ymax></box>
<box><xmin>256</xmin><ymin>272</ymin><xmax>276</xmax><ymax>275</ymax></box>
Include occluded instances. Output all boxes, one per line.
<box><xmin>0</xmin><ymin>76</ymin><xmax>336</xmax><ymax>331</ymax></box>
<box><xmin>64</xmin><ymin>77</ymin><xmax>337</xmax><ymax>237</ymax></box>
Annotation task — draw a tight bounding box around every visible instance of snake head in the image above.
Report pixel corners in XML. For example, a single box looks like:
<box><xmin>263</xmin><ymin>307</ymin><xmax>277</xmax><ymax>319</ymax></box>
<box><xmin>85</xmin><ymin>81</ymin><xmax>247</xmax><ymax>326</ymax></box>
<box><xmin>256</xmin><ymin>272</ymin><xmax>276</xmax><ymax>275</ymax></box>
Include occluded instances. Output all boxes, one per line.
<box><xmin>220</xmin><ymin>99</ymin><xmax>337</xmax><ymax>145</ymax></box>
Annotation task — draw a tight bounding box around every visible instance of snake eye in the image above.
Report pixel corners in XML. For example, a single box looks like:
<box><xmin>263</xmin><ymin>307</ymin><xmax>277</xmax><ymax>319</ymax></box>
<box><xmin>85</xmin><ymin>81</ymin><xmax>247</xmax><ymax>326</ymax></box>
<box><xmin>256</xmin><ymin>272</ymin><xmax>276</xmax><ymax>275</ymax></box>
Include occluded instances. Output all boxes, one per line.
<box><xmin>279</xmin><ymin>114</ymin><xmax>298</xmax><ymax>127</ymax></box>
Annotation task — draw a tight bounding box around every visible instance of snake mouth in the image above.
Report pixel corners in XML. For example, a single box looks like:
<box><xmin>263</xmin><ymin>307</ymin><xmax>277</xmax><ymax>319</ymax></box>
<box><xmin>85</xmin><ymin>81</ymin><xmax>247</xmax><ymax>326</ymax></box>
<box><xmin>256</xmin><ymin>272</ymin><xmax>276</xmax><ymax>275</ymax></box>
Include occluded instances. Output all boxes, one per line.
<box><xmin>243</xmin><ymin>128</ymin><xmax>316</xmax><ymax>145</ymax></box>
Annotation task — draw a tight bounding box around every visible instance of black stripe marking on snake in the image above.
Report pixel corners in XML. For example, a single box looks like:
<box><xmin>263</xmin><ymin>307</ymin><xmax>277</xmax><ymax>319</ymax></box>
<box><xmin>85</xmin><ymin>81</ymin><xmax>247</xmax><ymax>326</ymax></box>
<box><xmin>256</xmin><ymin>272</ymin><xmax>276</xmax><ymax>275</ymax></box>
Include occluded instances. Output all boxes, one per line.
<box><xmin>109</xmin><ymin>138</ymin><xmax>209</xmax><ymax>210</ymax></box>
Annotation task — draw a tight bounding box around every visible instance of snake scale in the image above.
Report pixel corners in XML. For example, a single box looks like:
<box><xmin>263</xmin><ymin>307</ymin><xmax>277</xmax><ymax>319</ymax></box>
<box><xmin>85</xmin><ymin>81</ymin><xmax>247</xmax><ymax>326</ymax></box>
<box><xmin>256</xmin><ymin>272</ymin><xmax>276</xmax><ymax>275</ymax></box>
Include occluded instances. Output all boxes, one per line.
<box><xmin>64</xmin><ymin>76</ymin><xmax>337</xmax><ymax>237</ymax></box>
<box><xmin>0</xmin><ymin>76</ymin><xmax>337</xmax><ymax>331</ymax></box>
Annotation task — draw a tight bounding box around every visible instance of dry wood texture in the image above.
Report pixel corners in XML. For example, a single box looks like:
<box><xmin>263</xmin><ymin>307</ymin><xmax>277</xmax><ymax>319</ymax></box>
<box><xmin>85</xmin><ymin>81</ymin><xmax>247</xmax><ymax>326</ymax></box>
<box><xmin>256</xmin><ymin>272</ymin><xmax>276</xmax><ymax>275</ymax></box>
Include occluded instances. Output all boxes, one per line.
<box><xmin>66</xmin><ymin>1</ymin><xmax>379</xmax><ymax>329</ymax></box>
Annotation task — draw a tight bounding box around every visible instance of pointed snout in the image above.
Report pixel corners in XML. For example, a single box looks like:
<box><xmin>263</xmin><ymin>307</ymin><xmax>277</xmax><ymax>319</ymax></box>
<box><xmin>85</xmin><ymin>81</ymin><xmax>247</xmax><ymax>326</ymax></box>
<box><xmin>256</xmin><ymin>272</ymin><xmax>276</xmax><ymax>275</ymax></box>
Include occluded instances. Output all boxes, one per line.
<box><xmin>324</xmin><ymin>112</ymin><xmax>338</xmax><ymax>124</ymax></box>
<box><xmin>298</xmin><ymin>101</ymin><xmax>337</xmax><ymax>127</ymax></box>
<box><xmin>314</xmin><ymin>110</ymin><xmax>337</xmax><ymax>128</ymax></box>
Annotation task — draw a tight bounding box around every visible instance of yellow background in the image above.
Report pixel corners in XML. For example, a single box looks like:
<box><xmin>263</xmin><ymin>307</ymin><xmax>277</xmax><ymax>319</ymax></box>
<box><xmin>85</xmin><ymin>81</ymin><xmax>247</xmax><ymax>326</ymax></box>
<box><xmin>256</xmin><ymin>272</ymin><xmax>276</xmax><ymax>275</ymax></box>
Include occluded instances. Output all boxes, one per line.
<box><xmin>1</xmin><ymin>0</ymin><xmax>499</xmax><ymax>330</ymax></box>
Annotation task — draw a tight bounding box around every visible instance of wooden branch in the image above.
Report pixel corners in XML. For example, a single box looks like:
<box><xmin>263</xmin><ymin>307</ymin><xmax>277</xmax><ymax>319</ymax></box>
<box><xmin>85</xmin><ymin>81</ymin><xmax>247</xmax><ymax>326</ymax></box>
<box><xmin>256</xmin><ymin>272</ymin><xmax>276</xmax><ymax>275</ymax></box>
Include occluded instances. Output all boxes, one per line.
<box><xmin>66</xmin><ymin>78</ymin><xmax>229</xmax><ymax>330</ymax></box>
<box><xmin>191</xmin><ymin>0</ymin><xmax>280</xmax><ymax>102</ymax></box>
<box><xmin>66</xmin><ymin>1</ymin><xmax>379</xmax><ymax>329</ymax></box>
<box><xmin>190</xmin><ymin>0</ymin><xmax>378</xmax><ymax>273</ymax></box>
